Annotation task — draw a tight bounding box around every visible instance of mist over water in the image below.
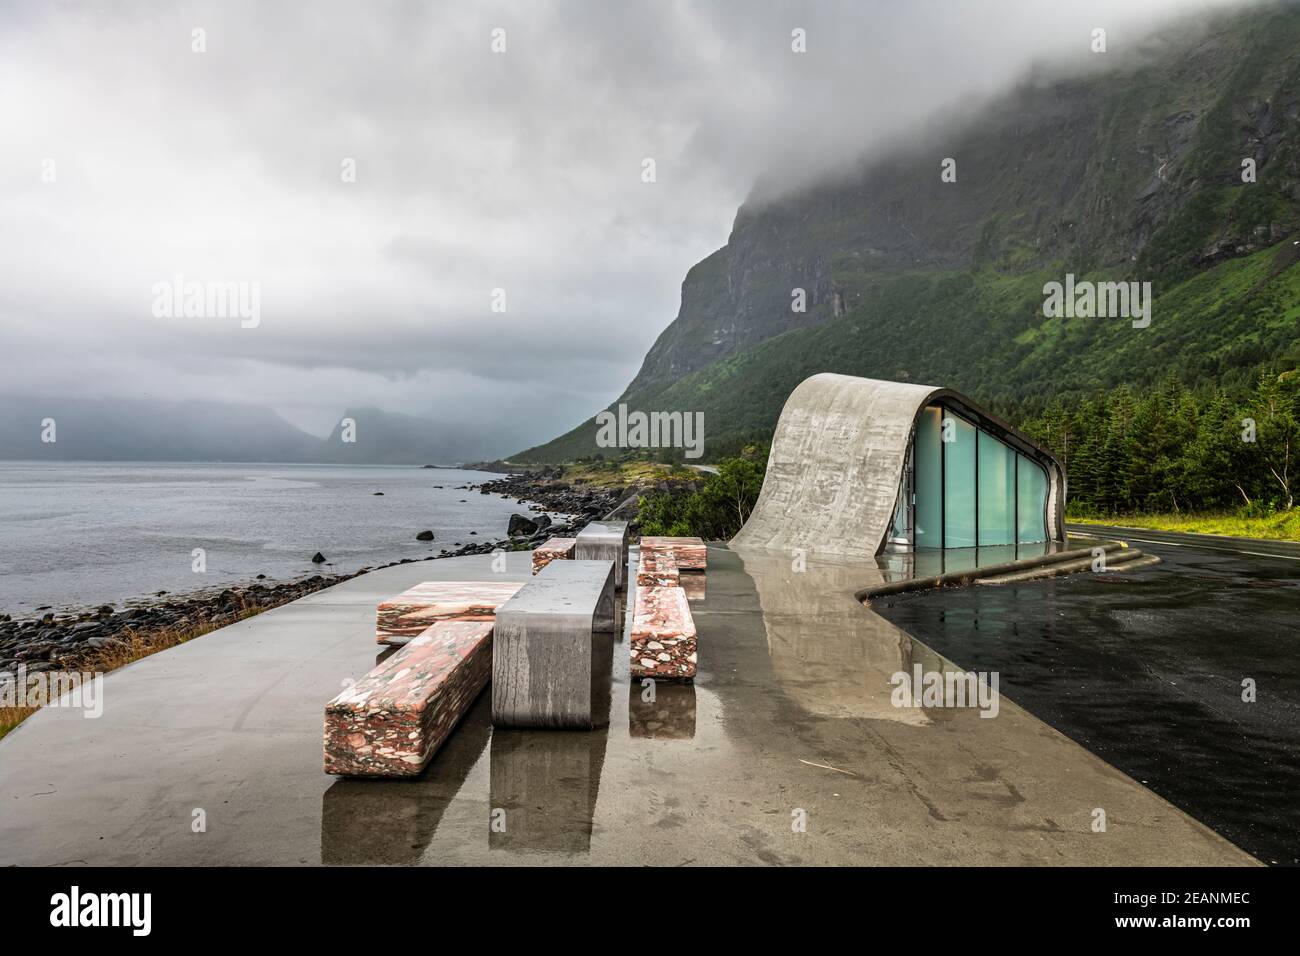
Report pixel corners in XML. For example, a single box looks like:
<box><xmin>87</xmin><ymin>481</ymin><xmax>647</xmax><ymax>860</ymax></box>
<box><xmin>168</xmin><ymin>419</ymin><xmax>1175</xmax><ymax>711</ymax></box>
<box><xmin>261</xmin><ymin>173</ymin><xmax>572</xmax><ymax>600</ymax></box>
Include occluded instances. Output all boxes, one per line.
<box><xmin>0</xmin><ymin>462</ymin><xmax>529</xmax><ymax>614</ymax></box>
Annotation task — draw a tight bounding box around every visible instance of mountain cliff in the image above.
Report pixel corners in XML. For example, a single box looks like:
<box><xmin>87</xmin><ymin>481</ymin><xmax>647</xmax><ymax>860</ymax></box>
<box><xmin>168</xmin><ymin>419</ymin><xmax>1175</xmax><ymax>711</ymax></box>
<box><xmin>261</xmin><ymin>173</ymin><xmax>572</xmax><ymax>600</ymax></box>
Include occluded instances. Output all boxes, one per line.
<box><xmin>519</xmin><ymin>1</ymin><xmax>1300</xmax><ymax>461</ymax></box>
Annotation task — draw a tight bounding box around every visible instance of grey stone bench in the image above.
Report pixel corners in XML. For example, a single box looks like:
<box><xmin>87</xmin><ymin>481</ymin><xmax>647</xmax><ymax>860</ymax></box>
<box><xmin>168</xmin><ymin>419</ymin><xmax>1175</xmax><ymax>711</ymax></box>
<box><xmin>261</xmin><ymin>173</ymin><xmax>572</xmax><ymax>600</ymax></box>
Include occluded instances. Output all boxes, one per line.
<box><xmin>491</xmin><ymin>559</ymin><xmax>617</xmax><ymax>730</ymax></box>
<box><xmin>575</xmin><ymin>520</ymin><xmax>630</xmax><ymax>589</ymax></box>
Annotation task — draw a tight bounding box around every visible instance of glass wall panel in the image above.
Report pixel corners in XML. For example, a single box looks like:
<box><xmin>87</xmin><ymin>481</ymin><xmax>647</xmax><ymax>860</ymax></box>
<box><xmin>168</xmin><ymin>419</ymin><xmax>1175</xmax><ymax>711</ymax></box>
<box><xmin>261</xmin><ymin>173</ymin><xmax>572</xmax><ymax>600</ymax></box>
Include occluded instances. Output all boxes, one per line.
<box><xmin>943</xmin><ymin>413</ymin><xmax>977</xmax><ymax>548</ymax></box>
<box><xmin>1017</xmin><ymin>454</ymin><xmax>1049</xmax><ymax>544</ymax></box>
<box><xmin>978</xmin><ymin>433</ymin><xmax>1017</xmax><ymax>546</ymax></box>
<box><xmin>914</xmin><ymin>406</ymin><xmax>943</xmax><ymax>548</ymax></box>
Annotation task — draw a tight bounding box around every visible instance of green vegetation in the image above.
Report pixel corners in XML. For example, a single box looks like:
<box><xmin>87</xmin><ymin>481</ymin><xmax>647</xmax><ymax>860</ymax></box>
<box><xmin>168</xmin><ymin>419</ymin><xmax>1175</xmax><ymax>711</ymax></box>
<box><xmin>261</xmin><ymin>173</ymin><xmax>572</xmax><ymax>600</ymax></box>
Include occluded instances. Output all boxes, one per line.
<box><xmin>1069</xmin><ymin>510</ymin><xmax>1300</xmax><ymax>542</ymax></box>
<box><xmin>523</xmin><ymin>240</ymin><xmax>1300</xmax><ymax>463</ymax></box>
<box><xmin>638</xmin><ymin>450</ymin><xmax>767</xmax><ymax>540</ymax></box>
<box><xmin>1019</xmin><ymin>367</ymin><xmax>1299</xmax><ymax>516</ymax></box>
<box><xmin>556</xmin><ymin>457</ymin><xmax>695</xmax><ymax>488</ymax></box>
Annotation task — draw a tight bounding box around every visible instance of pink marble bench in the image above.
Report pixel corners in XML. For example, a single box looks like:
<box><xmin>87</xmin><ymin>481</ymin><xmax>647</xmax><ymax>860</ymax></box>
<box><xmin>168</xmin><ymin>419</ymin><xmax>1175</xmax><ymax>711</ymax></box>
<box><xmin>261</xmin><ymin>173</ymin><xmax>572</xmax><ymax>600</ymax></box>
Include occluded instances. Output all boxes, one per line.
<box><xmin>631</xmin><ymin>585</ymin><xmax>696</xmax><ymax>681</ymax></box>
<box><xmin>376</xmin><ymin>581</ymin><xmax>524</xmax><ymax>645</ymax></box>
<box><xmin>639</xmin><ymin>536</ymin><xmax>706</xmax><ymax>571</ymax></box>
<box><xmin>636</xmin><ymin>548</ymin><xmax>679</xmax><ymax>587</ymax></box>
<box><xmin>531</xmin><ymin>536</ymin><xmax>576</xmax><ymax>575</ymax></box>
<box><xmin>324</xmin><ymin>619</ymin><xmax>494</xmax><ymax>777</ymax></box>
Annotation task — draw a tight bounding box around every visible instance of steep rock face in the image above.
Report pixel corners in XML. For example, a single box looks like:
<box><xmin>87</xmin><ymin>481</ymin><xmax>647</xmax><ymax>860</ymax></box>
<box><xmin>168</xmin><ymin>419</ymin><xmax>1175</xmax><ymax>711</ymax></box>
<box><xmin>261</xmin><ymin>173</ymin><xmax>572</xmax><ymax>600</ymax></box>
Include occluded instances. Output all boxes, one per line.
<box><xmin>520</xmin><ymin>2</ymin><xmax>1300</xmax><ymax>462</ymax></box>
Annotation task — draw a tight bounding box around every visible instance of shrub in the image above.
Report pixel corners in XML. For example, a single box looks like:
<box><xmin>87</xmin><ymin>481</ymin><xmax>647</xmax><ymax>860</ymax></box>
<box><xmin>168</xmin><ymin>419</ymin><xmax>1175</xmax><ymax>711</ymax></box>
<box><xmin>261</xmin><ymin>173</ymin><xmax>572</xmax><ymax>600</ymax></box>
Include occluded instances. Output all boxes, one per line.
<box><xmin>638</xmin><ymin>449</ymin><xmax>767</xmax><ymax>540</ymax></box>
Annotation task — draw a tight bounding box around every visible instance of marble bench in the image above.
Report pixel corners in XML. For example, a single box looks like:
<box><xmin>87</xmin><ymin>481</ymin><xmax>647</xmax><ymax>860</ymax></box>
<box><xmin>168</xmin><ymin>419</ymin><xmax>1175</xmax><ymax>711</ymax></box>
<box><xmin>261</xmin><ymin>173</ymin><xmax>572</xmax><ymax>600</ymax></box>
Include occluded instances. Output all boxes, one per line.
<box><xmin>639</xmin><ymin>535</ymin><xmax>707</xmax><ymax>571</ymax></box>
<box><xmin>376</xmin><ymin>581</ymin><xmax>524</xmax><ymax>645</ymax></box>
<box><xmin>492</xmin><ymin>559</ymin><xmax>617</xmax><ymax>730</ymax></box>
<box><xmin>636</xmin><ymin>548</ymin><xmax>679</xmax><ymax>587</ymax></box>
<box><xmin>324</xmin><ymin>619</ymin><xmax>494</xmax><ymax>777</ymax></box>
<box><xmin>531</xmin><ymin>536</ymin><xmax>576</xmax><ymax>575</ymax></box>
<box><xmin>631</xmin><ymin>585</ymin><xmax>696</xmax><ymax>681</ymax></box>
<box><xmin>575</xmin><ymin>519</ymin><xmax>630</xmax><ymax>590</ymax></box>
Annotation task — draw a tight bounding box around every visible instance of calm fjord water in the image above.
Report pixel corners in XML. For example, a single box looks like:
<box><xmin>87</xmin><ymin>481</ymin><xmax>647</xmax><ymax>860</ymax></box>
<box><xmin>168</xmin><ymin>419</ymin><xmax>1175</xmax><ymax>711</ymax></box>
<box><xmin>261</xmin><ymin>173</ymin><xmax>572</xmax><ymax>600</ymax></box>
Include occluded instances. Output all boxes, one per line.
<box><xmin>0</xmin><ymin>462</ymin><xmax>526</xmax><ymax>615</ymax></box>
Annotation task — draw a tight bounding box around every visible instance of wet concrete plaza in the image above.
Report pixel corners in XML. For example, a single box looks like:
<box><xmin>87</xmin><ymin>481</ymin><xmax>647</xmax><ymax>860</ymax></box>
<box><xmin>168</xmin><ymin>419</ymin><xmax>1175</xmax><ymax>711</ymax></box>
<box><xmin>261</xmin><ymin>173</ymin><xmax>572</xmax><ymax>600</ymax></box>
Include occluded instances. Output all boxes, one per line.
<box><xmin>876</xmin><ymin>530</ymin><xmax>1300</xmax><ymax>866</ymax></box>
<box><xmin>0</xmin><ymin>546</ymin><xmax>1256</xmax><ymax>865</ymax></box>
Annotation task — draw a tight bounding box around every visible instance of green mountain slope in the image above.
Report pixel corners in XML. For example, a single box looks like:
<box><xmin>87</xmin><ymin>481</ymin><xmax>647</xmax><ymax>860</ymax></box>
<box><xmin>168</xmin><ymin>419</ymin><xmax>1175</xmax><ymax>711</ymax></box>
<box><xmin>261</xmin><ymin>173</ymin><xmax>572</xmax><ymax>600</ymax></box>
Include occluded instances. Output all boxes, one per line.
<box><xmin>519</xmin><ymin>2</ymin><xmax>1300</xmax><ymax>462</ymax></box>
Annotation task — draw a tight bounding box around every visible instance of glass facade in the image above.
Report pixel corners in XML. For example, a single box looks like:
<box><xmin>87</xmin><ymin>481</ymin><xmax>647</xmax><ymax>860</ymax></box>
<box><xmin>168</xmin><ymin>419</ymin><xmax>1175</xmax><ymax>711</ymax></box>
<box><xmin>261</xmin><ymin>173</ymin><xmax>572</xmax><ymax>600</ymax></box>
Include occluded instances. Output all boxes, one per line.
<box><xmin>978</xmin><ymin>432</ymin><xmax>1017</xmax><ymax>546</ymax></box>
<box><xmin>913</xmin><ymin>406</ymin><xmax>943</xmax><ymax>548</ymax></box>
<box><xmin>1017</xmin><ymin>453</ymin><xmax>1049</xmax><ymax>545</ymax></box>
<box><xmin>943</xmin><ymin>414</ymin><xmax>977</xmax><ymax>548</ymax></box>
<box><xmin>911</xmin><ymin>403</ymin><xmax>1050</xmax><ymax>550</ymax></box>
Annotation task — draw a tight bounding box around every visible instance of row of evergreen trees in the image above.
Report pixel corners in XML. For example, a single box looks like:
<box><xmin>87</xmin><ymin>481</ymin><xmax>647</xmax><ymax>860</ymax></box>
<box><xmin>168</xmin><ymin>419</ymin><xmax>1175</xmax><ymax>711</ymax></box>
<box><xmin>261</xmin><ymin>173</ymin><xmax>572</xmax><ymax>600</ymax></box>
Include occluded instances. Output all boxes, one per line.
<box><xmin>1015</xmin><ymin>365</ymin><xmax>1299</xmax><ymax>516</ymax></box>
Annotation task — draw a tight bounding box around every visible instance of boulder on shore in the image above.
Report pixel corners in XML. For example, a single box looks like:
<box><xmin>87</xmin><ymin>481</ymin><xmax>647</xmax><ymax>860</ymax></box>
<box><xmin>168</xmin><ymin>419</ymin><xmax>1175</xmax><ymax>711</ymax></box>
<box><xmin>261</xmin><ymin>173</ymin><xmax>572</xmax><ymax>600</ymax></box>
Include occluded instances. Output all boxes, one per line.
<box><xmin>508</xmin><ymin>513</ymin><xmax>539</xmax><ymax>536</ymax></box>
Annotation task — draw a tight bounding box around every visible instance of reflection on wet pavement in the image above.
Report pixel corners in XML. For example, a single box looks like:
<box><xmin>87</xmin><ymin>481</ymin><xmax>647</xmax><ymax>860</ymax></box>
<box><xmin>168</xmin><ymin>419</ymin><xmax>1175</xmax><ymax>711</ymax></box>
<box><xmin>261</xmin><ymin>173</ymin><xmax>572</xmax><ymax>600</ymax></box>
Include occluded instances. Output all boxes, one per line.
<box><xmin>875</xmin><ymin>541</ymin><xmax>1300</xmax><ymax>865</ymax></box>
<box><xmin>490</xmin><ymin>630</ymin><xmax>613</xmax><ymax>856</ymax></box>
<box><xmin>737</xmin><ymin>548</ymin><xmax>932</xmax><ymax>725</ymax></box>
<box><xmin>489</xmin><ymin>726</ymin><xmax>610</xmax><ymax>855</ymax></box>
<box><xmin>628</xmin><ymin>681</ymin><xmax>696</xmax><ymax>738</ymax></box>
<box><xmin>321</xmin><ymin>693</ymin><xmax>493</xmax><ymax>865</ymax></box>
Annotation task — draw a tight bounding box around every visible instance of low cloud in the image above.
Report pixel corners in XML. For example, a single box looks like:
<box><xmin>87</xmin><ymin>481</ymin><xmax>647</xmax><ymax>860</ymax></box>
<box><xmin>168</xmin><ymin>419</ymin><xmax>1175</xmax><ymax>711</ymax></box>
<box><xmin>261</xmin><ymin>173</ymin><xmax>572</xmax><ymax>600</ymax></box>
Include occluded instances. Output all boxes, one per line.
<box><xmin>0</xmin><ymin>0</ymin><xmax>1248</xmax><ymax>443</ymax></box>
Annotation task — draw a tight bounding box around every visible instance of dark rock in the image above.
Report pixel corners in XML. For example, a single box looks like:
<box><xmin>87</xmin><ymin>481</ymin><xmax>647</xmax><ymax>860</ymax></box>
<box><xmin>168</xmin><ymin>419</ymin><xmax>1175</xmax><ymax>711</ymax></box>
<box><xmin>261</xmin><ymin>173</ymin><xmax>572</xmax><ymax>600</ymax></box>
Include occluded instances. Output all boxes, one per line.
<box><xmin>508</xmin><ymin>513</ymin><xmax>539</xmax><ymax>536</ymax></box>
<box><xmin>415</xmin><ymin>530</ymin><xmax>435</xmax><ymax>541</ymax></box>
<box><xmin>311</xmin><ymin>552</ymin><xmax>327</xmax><ymax>563</ymax></box>
<box><xmin>373</xmin><ymin>492</ymin><xmax>385</xmax><ymax>496</ymax></box>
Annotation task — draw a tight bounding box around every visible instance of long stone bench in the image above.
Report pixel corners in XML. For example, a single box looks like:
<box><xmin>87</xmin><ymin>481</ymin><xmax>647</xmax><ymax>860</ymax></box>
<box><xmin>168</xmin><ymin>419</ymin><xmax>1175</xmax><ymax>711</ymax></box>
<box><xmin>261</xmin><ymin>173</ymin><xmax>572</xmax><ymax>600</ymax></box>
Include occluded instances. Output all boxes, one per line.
<box><xmin>492</xmin><ymin>559</ymin><xmax>617</xmax><ymax>729</ymax></box>
<box><xmin>324</xmin><ymin>619</ymin><xmax>494</xmax><ymax>777</ymax></box>
<box><xmin>575</xmin><ymin>520</ymin><xmax>630</xmax><ymax>589</ymax></box>
<box><xmin>531</xmin><ymin>536</ymin><xmax>576</xmax><ymax>574</ymax></box>
<box><xmin>636</xmin><ymin>548</ymin><xmax>679</xmax><ymax>587</ymax></box>
<box><xmin>639</xmin><ymin>535</ymin><xmax>707</xmax><ymax>570</ymax></box>
<box><xmin>375</xmin><ymin>581</ymin><xmax>524</xmax><ymax>645</ymax></box>
<box><xmin>631</xmin><ymin>585</ymin><xmax>696</xmax><ymax>681</ymax></box>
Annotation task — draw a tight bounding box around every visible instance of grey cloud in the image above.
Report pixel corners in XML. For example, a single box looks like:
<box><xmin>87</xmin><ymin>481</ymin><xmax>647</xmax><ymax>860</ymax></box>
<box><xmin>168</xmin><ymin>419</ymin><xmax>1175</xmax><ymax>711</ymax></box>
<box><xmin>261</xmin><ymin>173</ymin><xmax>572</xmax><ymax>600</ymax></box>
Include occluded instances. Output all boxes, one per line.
<box><xmin>0</xmin><ymin>0</ymin><xmax>1249</xmax><ymax>445</ymax></box>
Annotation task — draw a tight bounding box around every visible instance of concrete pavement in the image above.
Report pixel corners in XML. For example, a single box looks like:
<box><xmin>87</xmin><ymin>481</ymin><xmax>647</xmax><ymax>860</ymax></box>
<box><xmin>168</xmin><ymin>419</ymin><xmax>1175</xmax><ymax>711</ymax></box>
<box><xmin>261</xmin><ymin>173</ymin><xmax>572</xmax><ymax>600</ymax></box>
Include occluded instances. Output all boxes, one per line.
<box><xmin>880</xmin><ymin>531</ymin><xmax>1300</xmax><ymax>865</ymax></box>
<box><xmin>0</xmin><ymin>546</ymin><xmax>1256</xmax><ymax>865</ymax></box>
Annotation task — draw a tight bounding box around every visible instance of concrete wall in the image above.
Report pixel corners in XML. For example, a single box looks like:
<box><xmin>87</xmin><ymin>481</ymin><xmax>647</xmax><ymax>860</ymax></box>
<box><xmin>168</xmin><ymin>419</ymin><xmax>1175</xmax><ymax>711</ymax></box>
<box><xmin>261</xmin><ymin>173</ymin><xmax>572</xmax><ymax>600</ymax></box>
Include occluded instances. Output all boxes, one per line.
<box><xmin>731</xmin><ymin>373</ymin><xmax>1066</xmax><ymax>558</ymax></box>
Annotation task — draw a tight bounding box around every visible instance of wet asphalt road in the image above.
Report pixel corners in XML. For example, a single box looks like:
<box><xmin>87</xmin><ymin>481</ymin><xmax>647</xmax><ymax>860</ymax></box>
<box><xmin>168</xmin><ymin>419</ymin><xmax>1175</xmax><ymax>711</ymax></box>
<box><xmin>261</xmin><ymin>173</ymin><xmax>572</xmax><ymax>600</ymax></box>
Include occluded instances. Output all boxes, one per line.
<box><xmin>874</xmin><ymin>527</ymin><xmax>1300</xmax><ymax>865</ymax></box>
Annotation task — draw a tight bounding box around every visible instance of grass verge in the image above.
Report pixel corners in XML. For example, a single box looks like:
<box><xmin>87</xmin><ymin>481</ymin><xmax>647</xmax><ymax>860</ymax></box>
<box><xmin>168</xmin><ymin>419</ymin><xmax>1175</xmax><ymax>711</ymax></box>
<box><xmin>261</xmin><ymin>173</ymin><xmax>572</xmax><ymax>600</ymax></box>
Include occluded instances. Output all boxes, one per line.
<box><xmin>1068</xmin><ymin>509</ymin><xmax>1300</xmax><ymax>541</ymax></box>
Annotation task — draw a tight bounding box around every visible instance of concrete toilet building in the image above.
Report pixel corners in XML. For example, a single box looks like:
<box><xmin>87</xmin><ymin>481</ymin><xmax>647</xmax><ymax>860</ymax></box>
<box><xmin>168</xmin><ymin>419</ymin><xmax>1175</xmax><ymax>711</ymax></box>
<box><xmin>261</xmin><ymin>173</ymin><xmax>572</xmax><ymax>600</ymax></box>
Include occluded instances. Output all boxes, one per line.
<box><xmin>732</xmin><ymin>373</ymin><xmax>1066</xmax><ymax>558</ymax></box>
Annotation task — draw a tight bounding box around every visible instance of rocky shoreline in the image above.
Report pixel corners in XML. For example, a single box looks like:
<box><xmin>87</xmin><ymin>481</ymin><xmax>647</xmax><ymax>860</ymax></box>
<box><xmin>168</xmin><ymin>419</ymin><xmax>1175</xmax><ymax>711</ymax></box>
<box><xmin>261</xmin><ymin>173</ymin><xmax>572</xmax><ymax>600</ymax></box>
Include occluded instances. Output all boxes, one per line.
<box><xmin>0</xmin><ymin>468</ymin><xmax>634</xmax><ymax>681</ymax></box>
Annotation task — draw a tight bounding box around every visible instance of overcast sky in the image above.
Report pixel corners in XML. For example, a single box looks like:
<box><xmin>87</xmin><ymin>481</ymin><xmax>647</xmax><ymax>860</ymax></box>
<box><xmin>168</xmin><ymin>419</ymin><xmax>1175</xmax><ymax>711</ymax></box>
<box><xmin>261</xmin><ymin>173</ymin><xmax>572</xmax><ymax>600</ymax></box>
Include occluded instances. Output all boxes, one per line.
<box><xmin>0</xmin><ymin>0</ymin><xmax>1247</xmax><ymax>442</ymax></box>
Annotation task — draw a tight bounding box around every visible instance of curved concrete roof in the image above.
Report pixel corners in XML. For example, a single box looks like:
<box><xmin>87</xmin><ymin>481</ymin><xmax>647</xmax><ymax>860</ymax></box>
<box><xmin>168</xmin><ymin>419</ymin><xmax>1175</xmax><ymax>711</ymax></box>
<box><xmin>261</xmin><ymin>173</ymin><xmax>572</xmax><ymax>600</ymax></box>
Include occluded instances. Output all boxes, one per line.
<box><xmin>731</xmin><ymin>373</ymin><xmax>1066</xmax><ymax>558</ymax></box>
